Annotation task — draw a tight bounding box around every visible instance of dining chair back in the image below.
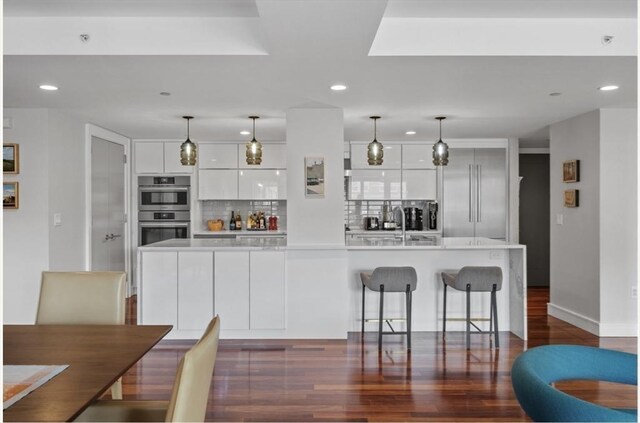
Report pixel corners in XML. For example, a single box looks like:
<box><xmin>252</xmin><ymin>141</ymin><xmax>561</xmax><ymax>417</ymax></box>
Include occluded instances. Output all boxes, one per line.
<box><xmin>36</xmin><ymin>271</ymin><xmax>126</xmax><ymax>325</ymax></box>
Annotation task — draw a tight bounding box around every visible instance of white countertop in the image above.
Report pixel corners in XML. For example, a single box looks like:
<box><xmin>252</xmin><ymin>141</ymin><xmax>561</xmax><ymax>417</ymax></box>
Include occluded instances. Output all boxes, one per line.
<box><xmin>139</xmin><ymin>237</ymin><xmax>287</xmax><ymax>251</ymax></box>
<box><xmin>346</xmin><ymin>236</ymin><xmax>524</xmax><ymax>250</ymax></box>
<box><xmin>192</xmin><ymin>230</ymin><xmax>287</xmax><ymax>237</ymax></box>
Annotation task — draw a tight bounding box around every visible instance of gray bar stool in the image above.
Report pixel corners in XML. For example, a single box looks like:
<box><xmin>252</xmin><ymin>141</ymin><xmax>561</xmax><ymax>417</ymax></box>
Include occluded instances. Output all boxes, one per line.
<box><xmin>441</xmin><ymin>266</ymin><xmax>502</xmax><ymax>349</ymax></box>
<box><xmin>360</xmin><ymin>267</ymin><xmax>418</xmax><ymax>350</ymax></box>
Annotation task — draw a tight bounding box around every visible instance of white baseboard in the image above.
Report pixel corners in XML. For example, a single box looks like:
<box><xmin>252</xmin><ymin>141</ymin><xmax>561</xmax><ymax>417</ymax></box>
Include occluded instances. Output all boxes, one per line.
<box><xmin>548</xmin><ymin>303</ymin><xmax>638</xmax><ymax>337</ymax></box>
<box><xmin>547</xmin><ymin>303</ymin><xmax>599</xmax><ymax>336</ymax></box>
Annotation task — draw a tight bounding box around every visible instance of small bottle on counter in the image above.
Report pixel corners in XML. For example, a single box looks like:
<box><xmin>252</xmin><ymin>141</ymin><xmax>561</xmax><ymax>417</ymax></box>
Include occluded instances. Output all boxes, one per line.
<box><xmin>235</xmin><ymin>211</ymin><xmax>242</xmax><ymax>230</ymax></box>
<box><xmin>259</xmin><ymin>212</ymin><xmax>266</xmax><ymax>229</ymax></box>
<box><xmin>229</xmin><ymin>211</ymin><xmax>236</xmax><ymax>231</ymax></box>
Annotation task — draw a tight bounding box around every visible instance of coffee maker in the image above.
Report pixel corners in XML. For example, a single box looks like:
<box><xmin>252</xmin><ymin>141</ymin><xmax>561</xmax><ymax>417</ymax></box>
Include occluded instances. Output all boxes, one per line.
<box><xmin>404</xmin><ymin>207</ymin><xmax>423</xmax><ymax>231</ymax></box>
<box><xmin>426</xmin><ymin>201</ymin><xmax>438</xmax><ymax>230</ymax></box>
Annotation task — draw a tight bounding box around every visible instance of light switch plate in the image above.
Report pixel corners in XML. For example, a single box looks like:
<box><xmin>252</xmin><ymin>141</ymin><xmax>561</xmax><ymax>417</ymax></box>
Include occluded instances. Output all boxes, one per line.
<box><xmin>53</xmin><ymin>213</ymin><xmax>62</xmax><ymax>227</ymax></box>
<box><xmin>556</xmin><ymin>214</ymin><xmax>564</xmax><ymax>225</ymax></box>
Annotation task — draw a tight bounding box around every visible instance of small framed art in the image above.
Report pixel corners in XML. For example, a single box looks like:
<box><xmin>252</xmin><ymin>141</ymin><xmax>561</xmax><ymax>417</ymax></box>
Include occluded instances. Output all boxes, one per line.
<box><xmin>3</xmin><ymin>182</ymin><xmax>19</xmax><ymax>209</ymax></box>
<box><xmin>305</xmin><ymin>157</ymin><xmax>325</xmax><ymax>198</ymax></box>
<box><xmin>562</xmin><ymin>159</ymin><xmax>579</xmax><ymax>183</ymax></box>
<box><xmin>564</xmin><ymin>189</ymin><xmax>579</xmax><ymax>208</ymax></box>
<box><xmin>3</xmin><ymin>143</ymin><xmax>19</xmax><ymax>174</ymax></box>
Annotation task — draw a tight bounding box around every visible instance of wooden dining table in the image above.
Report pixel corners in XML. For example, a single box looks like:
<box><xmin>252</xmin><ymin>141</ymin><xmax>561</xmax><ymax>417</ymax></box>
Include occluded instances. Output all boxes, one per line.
<box><xmin>3</xmin><ymin>324</ymin><xmax>172</xmax><ymax>422</ymax></box>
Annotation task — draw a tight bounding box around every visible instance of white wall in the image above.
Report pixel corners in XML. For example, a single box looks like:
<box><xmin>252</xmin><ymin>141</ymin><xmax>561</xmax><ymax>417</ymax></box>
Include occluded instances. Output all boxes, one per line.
<box><xmin>3</xmin><ymin>109</ymin><xmax>51</xmax><ymax>323</ymax></box>
<box><xmin>3</xmin><ymin>108</ymin><xmax>87</xmax><ymax>323</ymax></box>
<box><xmin>549</xmin><ymin>108</ymin><xmax>637</xmax><ymax>336</ymax></box>
<box><xmin>285</xmin><ymin>106</ymin><xmax>345</xmax><ymax>246</ymax></box>
<box><xmin>48</xmin><ymin>110</ymin><xmax>86</xmax><ymax>270</ymax></box>
<box><xmin>599</xmin><ymin>109</ymin><xmax>637</xmax><ymax>335</ymax></box>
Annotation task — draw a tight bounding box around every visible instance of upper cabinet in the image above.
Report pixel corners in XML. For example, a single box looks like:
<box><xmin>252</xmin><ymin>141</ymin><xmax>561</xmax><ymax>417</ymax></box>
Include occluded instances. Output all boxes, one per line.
<box><xmin>134</xmin><ymin>141</ymin><xmax>193</xmax><ymax>174</ymax></box>
<box><xmin>350</xmin><ymin>143</ymin><xmax>401</xmax><ymax>169</ymax></box>
<box><xmin>238</xmin><ymin>169</ymin><xmax>287</xmax><ymax>200</ymax></box>
<box><xmin>349</xmin><ymin>170</ymin><xmax>402</xmax><ymax>200</ymax></box>
<box><xmin>402</xmin><ymin>169</ymin><xmax>437</xmax><ymax>200</ymax></box>
<box><xmin>198</xmin><ymin>170</ymin><xmax>238</xmax><ymax>200</ymax></box>
<box><xmin>238</xmin><ymin>144</ymin><xmax>286</xmax><ymax>169</ymax></box>
<box><xmin>199</xmin><ymin>144</ymin><xmax>238</xmax><ymax>169</ymax></box>
<box><xmin>402</xmin><ymin>144</ymin><xmax>436</xmax><ymax>169</ymax></box>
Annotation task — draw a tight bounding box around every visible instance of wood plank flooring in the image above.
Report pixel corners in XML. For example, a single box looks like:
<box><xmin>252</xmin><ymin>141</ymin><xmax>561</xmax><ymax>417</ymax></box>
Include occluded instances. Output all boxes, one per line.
<box><xmin>122</xmin><ymin>287</ymin><xmax>636</xmax><ymax>421</ymax></box>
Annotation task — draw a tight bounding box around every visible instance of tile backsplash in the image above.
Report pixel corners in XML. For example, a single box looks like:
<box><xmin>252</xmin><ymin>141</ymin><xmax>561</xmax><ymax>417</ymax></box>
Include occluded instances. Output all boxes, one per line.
<box><xmin>200</xmin><ymin>200</ymin><xmax>286</xmax><ymax>230</ymax></box>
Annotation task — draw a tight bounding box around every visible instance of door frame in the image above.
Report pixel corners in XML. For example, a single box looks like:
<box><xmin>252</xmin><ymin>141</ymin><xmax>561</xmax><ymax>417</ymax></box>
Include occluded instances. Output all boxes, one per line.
<box><xmin>84</xmin><ymin>124</ymin><xmax>132</xmax><ymax>294</ymax></box>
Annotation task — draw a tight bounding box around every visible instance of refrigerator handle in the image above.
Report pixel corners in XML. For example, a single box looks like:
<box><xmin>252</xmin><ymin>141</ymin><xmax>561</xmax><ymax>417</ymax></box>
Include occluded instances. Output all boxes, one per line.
<box><xmin>477</xmin><ymin>164</ymin><xmax>481</xmax><ymax>222</ymax></box>
<box><xmin>468</xmin><ymin>164</ymin><xmax>473</xmax><ymax>222</ymax></box>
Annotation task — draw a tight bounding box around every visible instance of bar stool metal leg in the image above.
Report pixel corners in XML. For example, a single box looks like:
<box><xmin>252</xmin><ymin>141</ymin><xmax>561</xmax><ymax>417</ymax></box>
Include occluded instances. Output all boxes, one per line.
<box><xmin>466</xmin><ymin>283</ymin><xmax>471</xmax><ymax>350</ymax></box>
<box><xmin>442</xmin><ymin>281</ymin><xmax>447</xmax><ymax>336</ymax></box>
<box><xmin>406</xmin><ymin>284</ymin><xmax>412</xmax><ymax>350</ymax></box>
<box><xmin>492</xmin><ymin>284</ymin><xmax>499</xmax><ymax>348</ymax></box>
<box><xmin>378</xmin><ymin>284</ymin><xmax>384</xmax><ymax>350</ymax></box>
<box><xmin>361</xmin><ymin>282</ymin><xmax>365</xmax><ymax>334</ymax></box>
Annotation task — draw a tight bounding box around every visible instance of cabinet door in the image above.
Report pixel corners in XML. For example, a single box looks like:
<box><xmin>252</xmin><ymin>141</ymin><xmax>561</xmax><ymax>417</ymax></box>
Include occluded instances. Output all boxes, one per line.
<box><xmin>214</xmin><ymin>251</ymin><xmax>250</xmax><ymax>330</ymax></box>
<box><xmin>250</xmin><ymin>251</ymin><xmax>285</xmax><ymax>329</ymax></box>
<box><xmin>474</xmin><ymin>148</ymin><xmax>506</xmax><ymax>239</ymax></box>
<box><xmin>177</xmin><ymin>252</ymin><xmax>214</xmax><ymax>331</ymax></box>
<box><xmin>238</xmin><ymin>144</ymin><xmax>286</xmax><ymax>169</ymax></box>
<box><xmin>349</xmin><ymin>169</ymin><xmax>401</xmax><ymax>200</ymax></box>
<box><xmin>140</xmin><ymin>252</ymin><xmax>177</xmax><ymax>326</ymax></box>
<box><xmin>350</xmin><ymin>143</ymin><xmax>401</xmax><ymax>169</ymax></box>
<box><xmin>402</xmin><ymin>169</ymin><xmax>437</xmax><ymax>200</ymax></box>
<box><xmin>402</xmin><ymin>144</ymin><xmax>436</xmax><ymax>169</ymax></box>
<box><xmin>164</xmin><ymin>142</ymin><xmax>193</xmax><ymax>174</ymax></box>
<box><xmin>443</xmin><ymin>148</ymin><xmax>475</xmax><ymax>237</ymax></box>
<box><xmin>238</xmin><ymin>169</ymin><xmax>287</xmax><ymax>199</ymax></box>
<box><xmin>135</xmin><ymin>142</ymin><xmax>164</xmax><ymax>174</ymax></box>
<box><xmin>199</xmin><ymin>144</ymin><xmax>238</xmax><ymax>169</ymax></box>
<box><xmin>198</xmin><ymin>170</ymin><xmax>238</xmax><ymax>200</ymax></box>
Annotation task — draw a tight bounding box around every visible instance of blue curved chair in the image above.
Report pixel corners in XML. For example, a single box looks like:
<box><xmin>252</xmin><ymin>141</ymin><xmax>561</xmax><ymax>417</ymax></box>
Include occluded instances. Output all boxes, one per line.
<box><xmin>511</xmin><ymin>345</ymin><xmax>637</xmax><ymax>422</ymax></box>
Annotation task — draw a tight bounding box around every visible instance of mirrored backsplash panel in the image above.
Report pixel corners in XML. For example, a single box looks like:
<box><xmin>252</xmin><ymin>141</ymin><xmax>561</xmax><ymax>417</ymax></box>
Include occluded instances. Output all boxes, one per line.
<box><xmin>200</xmin><ymin>200</ymin><xmax>286</xmax><ymax>231</ymax></box>
<box><xmin>345</xmin><ymin>200</ymin><xmax>431</xmax><ymax>231</ymax></box>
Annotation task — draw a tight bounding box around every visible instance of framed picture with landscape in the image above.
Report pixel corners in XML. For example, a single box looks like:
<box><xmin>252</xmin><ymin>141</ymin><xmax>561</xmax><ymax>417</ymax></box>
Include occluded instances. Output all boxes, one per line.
<box><xmin>3</xmin><ymin>182</ymin><xmax>19</xmax><ymax>209</ymax></box>
<box><xmin>3</xmin><ymin>143</ymin><xmax>19</xmax><ymax>174</ymax></box>
<box><xmin>562</xmin><ymin>159</ymin><xmax>579</xmax><ymax>183</ymax></box>
<box><xmin>305</xmin><ymin>157</ymin><xmax>325</xmax><ymax>198</ymax></box>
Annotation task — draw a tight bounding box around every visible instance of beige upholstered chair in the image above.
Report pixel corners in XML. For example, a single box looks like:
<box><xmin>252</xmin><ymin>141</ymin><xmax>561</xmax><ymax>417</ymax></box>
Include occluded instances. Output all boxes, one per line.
<box><xmin>36</xmin><ymin>271</ymin><xmax>127</xmax><ymax>398</ymax></box>
<box><xmin>75</xmin><ymin>316</ymin><xmax>221</xmax><ymax>423</ymax></box>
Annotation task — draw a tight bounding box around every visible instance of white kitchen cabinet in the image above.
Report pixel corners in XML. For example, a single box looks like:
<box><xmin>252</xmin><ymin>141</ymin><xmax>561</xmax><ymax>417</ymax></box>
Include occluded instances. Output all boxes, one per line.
<box><xmin>140</xmin><ymin>252</ymin><xmax>177</xmax><ymax>326</ymax></box>
<box><xmin>135</xmin><ymin>142</ymin><xmax>165</xmax><ymax>174</ymax></box>
<box><xmin>199</xmin><ymin>144</ymin><xmax>238</xmax><ymax>169</ymax></box>
<box><xmin>214</xmin><ymin>251</ymin><xmax>250</xmax><ymax>330</ymax></box>
<box><xmin>134</xmin><ymin>141</ymin><xmax>193</xmax><ymax>174</ymax></box>
<box><xmin>238</xmin><ymin>143</ymin><xmax>286</xmax><ymax>169</ymax></box>
<box><xmin>402</xmin><ymin>144</ymin><xmax>436</xmax><ymax>169</ymax></box>
<box><xmin>238</xmin><ymin>169</ymin><xmax>287</xmax><ymax>200</ymax></box>
<box><xmin>402</xmin><ymin>169</ymin><xmax>437</xmax><ymax>200</ymax></box>
<box><xmin>350</xmin><ymin>143</ymin><xmax>401</xmax><ymax>169</ymax></box>
<box><xmin>349</xmin><ymin>169</ymin><xmax>402</xmax><ymax>200</ymax></box>
<box><xmin>250</xmin><ymin>251</ymin><xmax>285</xmax><ymax>329</ymax></box>
<box><xmin>177</xmin><ymin>251</ymin><xmax>214</xmax><ymax>331</ymax></box>
<box><xmin>198</xmin><ymin>169</ymin><xmax>238</xmax><ymax>200</ymax></box>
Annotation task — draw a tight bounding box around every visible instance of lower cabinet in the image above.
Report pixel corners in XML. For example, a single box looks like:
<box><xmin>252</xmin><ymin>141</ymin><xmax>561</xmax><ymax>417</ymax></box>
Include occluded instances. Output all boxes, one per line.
<box><xmin>140</xmin><ymin>250</ymin><xmax>286</xmax><ymax>336</ymax></box>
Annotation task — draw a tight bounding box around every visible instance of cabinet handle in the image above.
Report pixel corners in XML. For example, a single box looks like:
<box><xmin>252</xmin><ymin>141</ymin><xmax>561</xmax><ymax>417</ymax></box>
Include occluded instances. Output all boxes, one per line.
<box><xmin>468</xmin><ymin>165</ymin><xmax>473</xmax><ymax>222</ymax></box>
<box><xmin>477</xmin><ymin>164</ymin><xmax>481</xmax><ymax>222</ymax></box>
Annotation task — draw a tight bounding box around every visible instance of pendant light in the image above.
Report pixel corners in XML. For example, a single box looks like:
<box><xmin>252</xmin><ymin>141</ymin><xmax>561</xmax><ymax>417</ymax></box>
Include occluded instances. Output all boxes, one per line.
<box><xmin>432</xmin><ymin>116</ymin><xmax>449</xmax><ymax>166</ymax></box>
<box><xmin>246</xmin><ymin>116</ymin><xmax>262</xmax><ymax>165</ymax></box>
<box><xmin>367</xmin><ymin>116</ymin><xmax>383</xmax><ymax>166</ymax></box>
<box><xmin>180</xmin><ymin>116</ymin><xmax>197</xmax><ymax>166</ymax></box>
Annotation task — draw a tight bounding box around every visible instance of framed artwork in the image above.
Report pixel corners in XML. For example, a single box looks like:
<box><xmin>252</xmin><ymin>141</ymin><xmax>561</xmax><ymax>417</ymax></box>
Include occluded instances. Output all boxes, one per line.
<box><xmin>305</xmin><ymin>157</ymin><xmax>325</xmax><ymax>198</ymax></box>
<box><xmin>564</xmin><ymin>189</ymin><xmax>579</xmax><ymax>208</ymax></box>
<box><xmin>3</xmin><ymin>182</ymin><xmax>19</xmax><ymax>209</ymax></box>
<box><xmin>562</xmin><ymin>159</ymin><xmax>579</xmax><ymax>183</ymax></box>
<box><xmin>3</xmin><ymin>143</ymin><xmax>19</xmax><ymax>174</ymax></box>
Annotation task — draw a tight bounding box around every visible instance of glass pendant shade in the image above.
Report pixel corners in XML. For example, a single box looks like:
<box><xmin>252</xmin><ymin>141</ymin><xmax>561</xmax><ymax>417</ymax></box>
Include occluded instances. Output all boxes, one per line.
<box><xmin>367</xmin><ymin>116</ymin><xmax>383</xmax><ymax>166</ymax></box>
<box><xmin>180</xmin><ymin>116</ymin><xmax>197</xmax><ymax>166</ymax></box>
<box><xmin>246</xmin><ymin>116</ymin><xmax>262</xmax><ymax>165</ymax></box>
<box><xmin>432</xmin><ymin>116</ymin><xmax>449</xmax><ymax>166</ymax></box>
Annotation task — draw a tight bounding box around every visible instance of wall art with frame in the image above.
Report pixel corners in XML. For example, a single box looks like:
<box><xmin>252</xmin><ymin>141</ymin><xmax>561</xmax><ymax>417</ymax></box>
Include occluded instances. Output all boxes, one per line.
<box><xmin>3</xmin><ymin>143</ymin><xmax>19</xmax><ymax>174</ymax></box>
<box><xmin>3</xmin><ymin>182</ymin><xmax>19</xmax><ymax>209</ymax></box>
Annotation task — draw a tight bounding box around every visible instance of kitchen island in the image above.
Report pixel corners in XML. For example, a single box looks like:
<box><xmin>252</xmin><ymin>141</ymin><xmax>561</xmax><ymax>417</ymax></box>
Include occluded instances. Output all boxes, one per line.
<box><xmin>138</xmin><ymin>237</ymin><xmax>526</xmax><ymax>340</ymax></box>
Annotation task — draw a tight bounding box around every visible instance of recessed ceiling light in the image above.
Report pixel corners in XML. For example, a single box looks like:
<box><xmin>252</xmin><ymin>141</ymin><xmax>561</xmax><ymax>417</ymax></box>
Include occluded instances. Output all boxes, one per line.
<box><xmin>599</xmin><ymin>85</ymin><xmax>619</xmax><ymax>91</ymax></box>
<box><xmin>240</xmin><ymin>131</ymin><xmax>251</xmax><ymax>135</ymax></box>
<box><xmin>405</xmin><ymin>131</ymin><xmax>416</xmax><ymax>135</ymax></box>
<box><xmin>159</xmin><ymin>92</ymin><xmax>171</xmax><ymax>96</ymax></box>
<box><xmin>330</xmin><ymin>84</ymin><xmax>347</xmax><ymax>91</ymax></box>
<box><xmin>549</xmin><ymin>92</ymin><xmax>562</xmax><ymax>96</ymax></box>
<box><xmin>39</xmin><ymin>85</ymin><xmax>58</xmax><ymax>91</ymax></box>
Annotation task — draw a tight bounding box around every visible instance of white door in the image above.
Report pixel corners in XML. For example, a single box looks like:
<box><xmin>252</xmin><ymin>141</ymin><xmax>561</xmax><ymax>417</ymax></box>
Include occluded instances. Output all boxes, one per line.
<box><xmin>91</xmin><ymin>136</ymin><xmax>126</xmax><ymax>272</ymax></box>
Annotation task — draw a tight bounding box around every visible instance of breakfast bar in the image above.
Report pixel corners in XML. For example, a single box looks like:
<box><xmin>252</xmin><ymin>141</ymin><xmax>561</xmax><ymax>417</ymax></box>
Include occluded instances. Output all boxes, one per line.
<box><xmin>138</xmin><ymin>236</ymin><xmax>526</xmax><ymax>340</ymax></box>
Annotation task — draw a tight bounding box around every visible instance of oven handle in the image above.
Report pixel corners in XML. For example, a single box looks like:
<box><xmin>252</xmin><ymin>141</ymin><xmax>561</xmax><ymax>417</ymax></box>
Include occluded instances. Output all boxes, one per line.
<box><xmin>139</xmin><ymin>222</ymin><xmax>190</xmax><ymax>227</ymax></box>
<box><xmin>139</xmin><ymin>186</ymin><xmax>189</xmax><ymax>192</ymax></box>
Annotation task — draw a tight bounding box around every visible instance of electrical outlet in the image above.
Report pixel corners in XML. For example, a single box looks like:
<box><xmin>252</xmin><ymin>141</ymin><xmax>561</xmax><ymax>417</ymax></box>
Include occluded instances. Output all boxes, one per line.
<box><xmin>632</xmin><ymin>286</ymin><xmax>637</xmax><ymax>299</ymax></box>
<box><xmin>53</xmin><ymin>213</ymin><xmax>62</xmax><ymax>227</ymax></box>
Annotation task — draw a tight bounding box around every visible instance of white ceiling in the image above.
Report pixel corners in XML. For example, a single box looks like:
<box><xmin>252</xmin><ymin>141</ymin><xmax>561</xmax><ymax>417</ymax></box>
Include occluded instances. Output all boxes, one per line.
<box><xmin>3</xmin><ymin>0</ymin><xmax>637</xmax><ymax>148</ymax></box>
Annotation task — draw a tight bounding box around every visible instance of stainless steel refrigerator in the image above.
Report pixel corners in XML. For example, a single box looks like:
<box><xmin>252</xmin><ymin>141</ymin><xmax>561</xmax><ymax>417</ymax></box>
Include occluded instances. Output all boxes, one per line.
<box><xmin>443</xmin><ymin>148</ymin><xmax>507</xmax><ymax>239</ymax></box>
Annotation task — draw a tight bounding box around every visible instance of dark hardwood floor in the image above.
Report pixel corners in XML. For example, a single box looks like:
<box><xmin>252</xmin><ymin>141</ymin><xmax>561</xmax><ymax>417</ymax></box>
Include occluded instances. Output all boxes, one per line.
<box><xmin>121</xmin><ymin>288</ymin><xmax>636</xmax><ymax>421</ymax></box>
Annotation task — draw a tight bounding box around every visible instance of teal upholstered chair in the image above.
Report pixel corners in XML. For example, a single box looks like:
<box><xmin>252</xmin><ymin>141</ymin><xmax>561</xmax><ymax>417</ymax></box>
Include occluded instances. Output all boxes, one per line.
<box><xmin>511</xmin><ymin>344</ymin><xmax>637</xmax><ymax>422</ymax></box>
